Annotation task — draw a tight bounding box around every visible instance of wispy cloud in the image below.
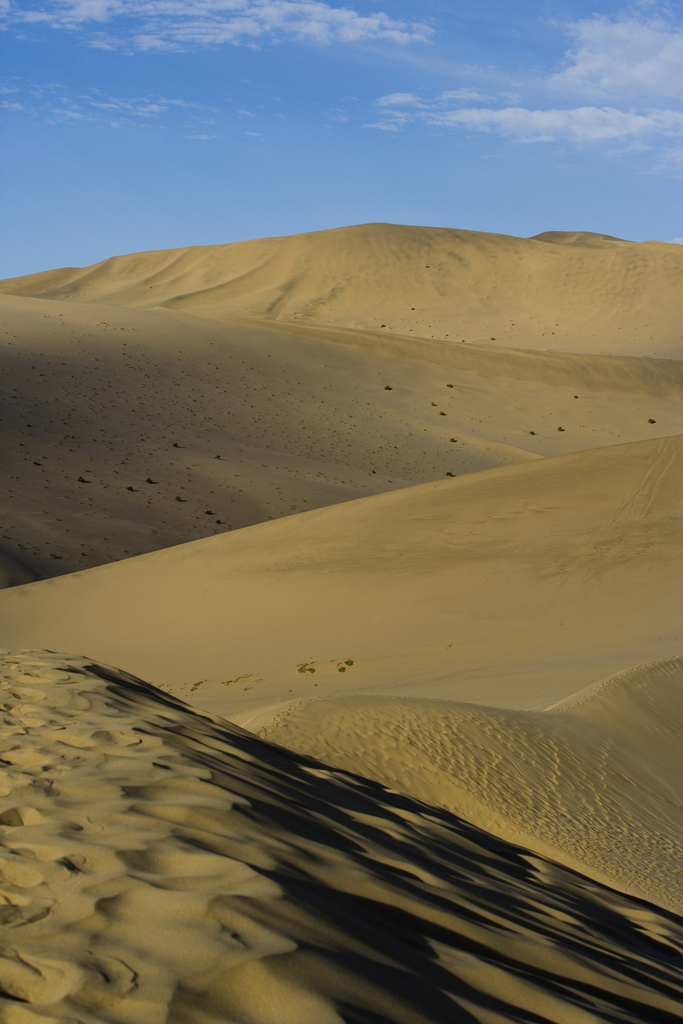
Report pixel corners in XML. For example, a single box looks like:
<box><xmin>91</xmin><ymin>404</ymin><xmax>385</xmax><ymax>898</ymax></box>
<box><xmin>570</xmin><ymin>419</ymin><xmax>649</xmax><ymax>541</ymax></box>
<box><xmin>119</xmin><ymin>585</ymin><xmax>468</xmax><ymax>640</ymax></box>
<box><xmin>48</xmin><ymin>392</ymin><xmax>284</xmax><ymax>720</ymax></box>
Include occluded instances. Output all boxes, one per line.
<box><xmin>367</xmin><ymin>90</ymin><xmax>683</xmax><ymax>150</ymax></box>
<box><xmin>430</xmin><ymin>105</ymin><xmax>683</xmax><ymax>143</ymax></box>
<box><xmin>0</xmin><ymin>81</ymin><xmax>214</xmax><ymax>126</ymax></box>
<box><xmin>3</xmin><ymin>1</ymin><xmax>432</xmax><ymax>50</ymax></box>
<box><xmin>549</xmin><ymin>14</ymin><xmax>683</xmax><ymax>100</ymax></box>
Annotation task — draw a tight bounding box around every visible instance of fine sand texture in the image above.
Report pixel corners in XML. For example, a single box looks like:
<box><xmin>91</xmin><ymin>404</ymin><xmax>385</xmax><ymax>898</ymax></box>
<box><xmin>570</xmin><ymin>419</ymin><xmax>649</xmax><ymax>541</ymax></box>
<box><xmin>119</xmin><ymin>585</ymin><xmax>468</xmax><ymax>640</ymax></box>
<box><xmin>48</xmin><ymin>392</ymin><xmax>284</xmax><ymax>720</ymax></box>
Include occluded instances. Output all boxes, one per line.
<box><xmin>259</xmin><ymin>657</ymin><xmax>683</xmax><ymax>914</ymax></box>
<box><xmin>1</xmin><ymin>436</ymin><xmax>680</xmax><ymax>712</ymax></box>
<box><xmin>0</xmin><ymin>649</ymin><xmax>682</xmax><ymax>1024</ymax></box>
<box><xmin>1</xmin><ymin>223</ymin><xmax>682</xmax><ymax>357</ymax></box>
<box><xmin>2</xmin><ymin>290</ymin><xmax>679</xmax><ymax>582</ymax></box>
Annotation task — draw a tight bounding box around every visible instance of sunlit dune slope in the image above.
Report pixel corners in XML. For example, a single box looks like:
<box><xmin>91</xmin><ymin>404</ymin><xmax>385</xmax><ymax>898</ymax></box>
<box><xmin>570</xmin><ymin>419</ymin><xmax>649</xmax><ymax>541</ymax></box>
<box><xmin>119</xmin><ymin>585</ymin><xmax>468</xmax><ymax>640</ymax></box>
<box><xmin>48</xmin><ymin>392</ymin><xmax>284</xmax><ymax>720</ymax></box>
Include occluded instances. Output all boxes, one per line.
<box><xmin>260</xmin><ymin>657</ymin><xmax>683</xmax><ymax>913</ymax></box>
<box><xmin>1</xmin><ymin>436</ymin><xmax>680</xmax><ymax>711</ymax></box>
<box><xmin>1</xmin><ymin>223</ymin><xmax>681</xmax><ymax>357</ymax></box>
<box><xmin>0</xmin><ymin>650</ymin><xmax>682</xmax><ymax>1024</ymax></box>
<box><xmin>4</xmin><ymin>295</ymin><xmax>678</xmax><ymax>583</ymax></box>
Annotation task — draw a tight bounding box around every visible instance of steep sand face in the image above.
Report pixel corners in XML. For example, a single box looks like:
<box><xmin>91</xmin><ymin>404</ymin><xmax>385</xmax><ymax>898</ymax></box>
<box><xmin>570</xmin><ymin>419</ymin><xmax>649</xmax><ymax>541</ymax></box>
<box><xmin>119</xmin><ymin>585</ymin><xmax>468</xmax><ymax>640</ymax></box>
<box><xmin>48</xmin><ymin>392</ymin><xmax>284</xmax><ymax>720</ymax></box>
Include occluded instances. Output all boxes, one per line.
<box><xmin>0</xmin><ymin>649</ymin><xmax>681</xmax><ymax>1024</ymax></box>
<box><xmin>2</xmin><ymin>223</ymin><xmax>681</xmax><ymax>357</ymax></box>
<box><xmin>259</xmin><ymin>658</ymin><xmax>683</xmax><ymax>913</ymax></box>
<box><xmin>0</xmin><ymin>436</ymin><xmax>680</xmax><ymax>711</ymax></box>
<box><xmin>3</xmin><ymin>293</ymin><xmax>679</xmax><ymax>583</ymax></box>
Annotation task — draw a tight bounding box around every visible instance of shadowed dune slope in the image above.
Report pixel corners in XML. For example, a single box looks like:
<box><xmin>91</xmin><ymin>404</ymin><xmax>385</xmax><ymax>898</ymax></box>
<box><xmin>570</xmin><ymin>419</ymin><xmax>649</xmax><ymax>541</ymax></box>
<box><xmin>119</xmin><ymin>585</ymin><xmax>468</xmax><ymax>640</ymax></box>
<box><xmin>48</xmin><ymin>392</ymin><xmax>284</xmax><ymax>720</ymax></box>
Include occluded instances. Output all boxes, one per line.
<box><xmin>0</xmin><ymin>649</ymin><xmax>682</xmax><ymax>1024</ymax></box>
<box><xmin>3</xmin><ymin>294</ymin><xmax>680</xmax><ymax>583</ymax></box>
<box><xmin>1</xmin><ymin>223</ymin><xmax>682</xmax><ymax>357</ymax></box>
<box><xmin>0</xmin><ymin>548</ymin><xmax>38</xmax><ymax>588</ymax></box>
<box><xmin>0</xmin><ymin>436</ymin><xmax>680</xmax><ymax>711</ymax></box>
<box><xmin>259</xmin><ymin>657</ymin><xmax>683</xmax><ymax>914</ymax></box>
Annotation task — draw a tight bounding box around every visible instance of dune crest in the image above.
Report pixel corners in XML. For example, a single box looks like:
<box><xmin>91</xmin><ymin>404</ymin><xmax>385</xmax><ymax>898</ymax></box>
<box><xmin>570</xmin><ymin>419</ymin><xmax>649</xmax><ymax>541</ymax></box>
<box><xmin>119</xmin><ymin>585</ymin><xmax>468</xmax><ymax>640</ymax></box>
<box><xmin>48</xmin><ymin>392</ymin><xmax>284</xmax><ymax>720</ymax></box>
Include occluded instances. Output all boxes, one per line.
<box><xmin>2</xmin><ymin>223</ymin><xmax>681</xmax><ymax>357</ymax></box>
<box><xmin>1</xmin><ymin>435</ymin><xmax>680</xmax><ymax>710</ymax></box>
<box><xmin>0</xmin><ymin>650</ymin><xmax>681</xmax><ymax>1023</ymax></box>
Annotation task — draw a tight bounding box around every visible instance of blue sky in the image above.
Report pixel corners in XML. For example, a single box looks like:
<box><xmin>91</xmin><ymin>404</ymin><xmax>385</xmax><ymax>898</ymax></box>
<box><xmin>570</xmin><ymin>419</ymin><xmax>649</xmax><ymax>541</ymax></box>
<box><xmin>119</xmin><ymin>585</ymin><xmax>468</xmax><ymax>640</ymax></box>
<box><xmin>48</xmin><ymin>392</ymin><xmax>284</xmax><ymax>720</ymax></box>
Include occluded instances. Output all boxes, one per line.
<box><xmin>1</xmin><ymin>0</ymin><xmax>682</xmax><ymax>277</ymax></box>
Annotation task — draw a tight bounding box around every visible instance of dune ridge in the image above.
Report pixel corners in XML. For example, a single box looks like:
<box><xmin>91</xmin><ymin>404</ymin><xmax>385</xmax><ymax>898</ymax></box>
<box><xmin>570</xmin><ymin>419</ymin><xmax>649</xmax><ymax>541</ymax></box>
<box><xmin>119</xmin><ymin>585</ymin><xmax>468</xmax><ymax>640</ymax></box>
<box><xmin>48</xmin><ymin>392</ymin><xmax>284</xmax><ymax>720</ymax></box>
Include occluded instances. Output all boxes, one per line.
<box><xmin>0</xmin><ymin>650</ymin><xmax>682</xmax><ymax>1023</ymax></box>
<box><xmin>2</xmin><ymin>223</ymin><xmax>682</xmax><ymax>357</ymax></box>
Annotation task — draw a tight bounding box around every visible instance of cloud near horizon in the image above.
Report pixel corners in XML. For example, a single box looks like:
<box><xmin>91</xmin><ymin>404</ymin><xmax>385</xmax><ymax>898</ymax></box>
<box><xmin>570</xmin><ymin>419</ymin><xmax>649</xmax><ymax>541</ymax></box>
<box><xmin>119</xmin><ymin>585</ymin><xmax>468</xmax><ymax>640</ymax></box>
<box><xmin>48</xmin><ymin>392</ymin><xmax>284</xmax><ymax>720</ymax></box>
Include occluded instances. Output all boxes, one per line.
<box><xmin>367</xmin><ymin>13</ymin><xmax>683</xmax><ymax>153</ymax></box>
<box><xmin>368</xmin><ymin>91</ymin><xmax>683</xmax><ymax>145</ymax></box>
<box><xmin>2</xmin><ymin>0</ymin><xmax>432</xmax><ymax>49</ymax></box>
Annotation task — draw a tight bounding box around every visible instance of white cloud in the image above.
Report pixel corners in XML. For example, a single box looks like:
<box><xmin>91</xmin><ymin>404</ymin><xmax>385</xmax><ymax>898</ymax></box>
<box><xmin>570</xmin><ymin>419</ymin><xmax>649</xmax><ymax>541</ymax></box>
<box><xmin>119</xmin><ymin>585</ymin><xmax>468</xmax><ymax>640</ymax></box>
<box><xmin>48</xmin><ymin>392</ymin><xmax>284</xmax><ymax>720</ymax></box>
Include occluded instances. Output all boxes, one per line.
<box><xmin>440</xmin><ymin>88</ymin><xmax>495</xmax><ymax>102</ymax></box>
<box><xmin>376</xmin><ymin>92</ymin><xmax>425</xmax><ymax>108</ymax></box>
<box><xmin>0</xmin><ymin>81</ymin><xmax>214</xmax><ymax>128</ymax></box>
<box><xmin>654</xmin><ymin>146</ymin><xmax>683</xmax><ymax>174</ymax></box>
<box><xmin>550</xmin><ymin>14</ymin><xmax>683</xmax><ymax>100</ymax></box>
<box><xmin>3</xmin><ymin>1</ymin><xmax>432</xmax><ymax>49</ymax></box>
<box><xmin>430</xmin><ymin>105</ymin><xmax>683</xmax><ymax>143</ymax></box>
<box><xmin>370</xmin><ymin>90</ymin><xmax>683</xmax><ymax>147</ymax></box>
<box><xmin>362</xmin><ymin>119</ymin><xmax>400</xmax><ymax>131</ymax></box>
<box><xmin>672</xmin><ymin>237</ymin><xmax>683</xmax><ymax>243</ymax></box>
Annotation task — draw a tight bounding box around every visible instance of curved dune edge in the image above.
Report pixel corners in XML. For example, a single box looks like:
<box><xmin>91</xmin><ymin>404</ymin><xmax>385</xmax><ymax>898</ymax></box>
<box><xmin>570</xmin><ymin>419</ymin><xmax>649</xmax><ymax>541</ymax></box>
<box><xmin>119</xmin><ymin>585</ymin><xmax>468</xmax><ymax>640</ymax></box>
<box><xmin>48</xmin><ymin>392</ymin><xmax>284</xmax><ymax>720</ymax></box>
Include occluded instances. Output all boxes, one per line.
<box><xmin>0</xmin><ymin>651</ymin><xmax>682</xmax><ymax>1024</ymax></box>
<box><xmin>258</xmin><ymin>657</ymin><xmax>683</xmax><ymax>915</ymax></box>
<box><xmin>1</xmin><ymin>435</ymin><xmax>681</xmax><ymax>710</ymax></box>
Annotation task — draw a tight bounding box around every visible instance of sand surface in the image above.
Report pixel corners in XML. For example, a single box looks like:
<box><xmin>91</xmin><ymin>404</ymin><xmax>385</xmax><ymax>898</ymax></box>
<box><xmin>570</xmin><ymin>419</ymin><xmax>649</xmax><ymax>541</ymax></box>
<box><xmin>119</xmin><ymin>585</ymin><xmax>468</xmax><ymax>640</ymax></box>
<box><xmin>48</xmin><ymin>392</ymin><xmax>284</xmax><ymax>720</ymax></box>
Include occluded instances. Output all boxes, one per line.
<box><xmin>259</xmin><ymin>657</ymin><xmax>683</xmax><ymax>913</ymax></box>
<box><xmin>1</xmin><ymin>435</ymin><xmax>680</xmax><ymax>709</ymax></box>
<box><xmin>1</xmin><ymin>223</ymin><xmax>682</xmax><ymax>1020</ymax></box>
<box><xmin>2</xmin><ymin>223</ymin><xmax>682</xmax><ymax>358</ymax></box>
<box><xmin>2</xmin><ymin>290</ymin><xmax>679</xmax><ymax>582</ymax></box>
<box><xmin>0</xmin><ymin>650</ymin><xmax>681</xmax><ymax>1024</ymax></box>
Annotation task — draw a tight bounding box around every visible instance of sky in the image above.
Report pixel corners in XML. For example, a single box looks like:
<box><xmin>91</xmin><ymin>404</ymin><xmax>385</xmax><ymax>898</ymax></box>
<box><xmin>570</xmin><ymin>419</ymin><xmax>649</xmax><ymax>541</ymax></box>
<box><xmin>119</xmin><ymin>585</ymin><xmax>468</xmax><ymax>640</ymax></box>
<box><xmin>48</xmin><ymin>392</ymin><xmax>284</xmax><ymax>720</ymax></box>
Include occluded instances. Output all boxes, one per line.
<box><xmin>1</xmin><ymin>0</ymin><xmax>682</xmax><ymax>277</ymax></box>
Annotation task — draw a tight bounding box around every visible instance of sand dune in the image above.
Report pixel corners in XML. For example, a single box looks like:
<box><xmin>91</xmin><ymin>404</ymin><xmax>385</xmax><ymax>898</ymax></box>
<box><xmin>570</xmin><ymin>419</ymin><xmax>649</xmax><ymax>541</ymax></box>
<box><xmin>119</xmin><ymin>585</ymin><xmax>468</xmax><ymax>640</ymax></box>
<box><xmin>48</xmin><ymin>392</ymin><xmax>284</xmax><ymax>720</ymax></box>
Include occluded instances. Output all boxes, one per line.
<box><xmin>1</xmin><ymin>222</ymin><xmax>682</xmax><ymax>1019</ymax></box>
<box><xmin>0</xmin><ymin>649</ymin><xmax>681</xmax><ymax>1024</ymax></box>
<box><xmin>3</xmin><ymin>293</ymin><xmax>679</xmax><ymax>583</ymax></box>
<box><xmin>2</xmin><ymin>223</ymin><xmax>682</xmax><ymax>357</ymax></box>
<box><xmin>1</xmin><ymin>435</ymin><xmax>680</xmax><ymax>713</ymax></box>
<box><xmin>259</xmin><ymin>657</ymin><xmax>683</xmax><ymax>913</ymax></box>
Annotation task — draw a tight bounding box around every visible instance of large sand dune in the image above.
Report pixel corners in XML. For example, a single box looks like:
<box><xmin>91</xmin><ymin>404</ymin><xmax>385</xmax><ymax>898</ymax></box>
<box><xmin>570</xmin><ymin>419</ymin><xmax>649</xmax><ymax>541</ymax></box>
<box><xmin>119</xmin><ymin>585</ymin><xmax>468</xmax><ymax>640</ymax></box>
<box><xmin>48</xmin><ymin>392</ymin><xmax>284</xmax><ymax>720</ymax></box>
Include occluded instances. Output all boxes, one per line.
<box><xmin>0</xmin><ymin>650</ymin><xmax>681</xmax><ymax>1024</ymax></box>
<box><xmin>2</xmin><ymin>223</ymin><xmax>682</xmax><ymax>357</ymax></box>
<box><xmin>1</xmin><ymin>222</ymin><xmax>682</xmax><ymax>1018</ymax></box>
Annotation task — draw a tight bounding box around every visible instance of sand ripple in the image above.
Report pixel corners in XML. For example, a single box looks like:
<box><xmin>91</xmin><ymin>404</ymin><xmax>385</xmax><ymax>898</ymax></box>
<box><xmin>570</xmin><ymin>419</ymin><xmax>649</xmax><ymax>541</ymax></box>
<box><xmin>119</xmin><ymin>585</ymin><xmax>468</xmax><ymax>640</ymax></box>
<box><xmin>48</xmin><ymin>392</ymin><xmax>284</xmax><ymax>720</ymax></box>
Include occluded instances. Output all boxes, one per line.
<box><xmin>0</xmin><ymin>651</ymin><xmax>680</xmax><ymax>1022</ymax></box>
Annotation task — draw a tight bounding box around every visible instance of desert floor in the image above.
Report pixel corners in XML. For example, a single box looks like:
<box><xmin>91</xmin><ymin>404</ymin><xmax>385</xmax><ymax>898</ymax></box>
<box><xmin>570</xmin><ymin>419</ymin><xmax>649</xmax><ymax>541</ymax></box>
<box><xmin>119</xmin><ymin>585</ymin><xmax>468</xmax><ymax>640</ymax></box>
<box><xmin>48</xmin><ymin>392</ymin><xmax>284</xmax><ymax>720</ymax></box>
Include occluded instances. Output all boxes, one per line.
<box><xmin>0</xmin><ymin>223</ymin><xmax>682</xmax><ymax>1023</ymax></box>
